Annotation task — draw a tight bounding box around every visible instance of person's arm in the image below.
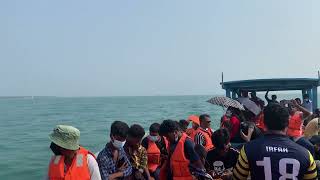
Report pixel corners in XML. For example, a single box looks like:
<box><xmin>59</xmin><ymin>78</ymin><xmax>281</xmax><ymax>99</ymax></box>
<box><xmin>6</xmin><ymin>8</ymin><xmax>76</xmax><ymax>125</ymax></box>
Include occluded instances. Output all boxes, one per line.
<box><xmin>303</xmin><ymin>151</ymin><xmax>317</xmax><ymax>180</ymax></box>
<box><xmin>96</xmin><ymin>154</ymin><xmax>111</xmax><ymax>180</ymax></box>
<box><xmin>240</xmin><ymin>124</ymin><xmax>254</xmax><ymax>142</ymax></box>
<box><xmin>120</xmin><ymin>150</ymin><xmax>133</xmax><ymax>178</ymax></box>
<box><xmin>87</xmin><ymin>154</ymin><xmax>102</xmax><ymax>180</ymax></box>
<box><xmin>233</xmin><ymin>146</ymin><xmax>250</xmax><ymax>180</ymax></box>
<box><xmin>139</xmin><ymin>147</ymin><xmax>152</xmax><ymax>179</ymax></box>
<box><xmin>184</xmin><ymin>139</ymin><xmax>205</xmax><ymax>169</ymax></box>
<box><xmin>292</xmin><ymin>100</ymin><xmax>312</xmax><ymax>118</ymax></box>
<box><xmin>265</xmin><ymin>91</ymin><xmax>271</xmax><ymax>102</ymax></box>
<box><xmin>144</xmin><ymin>167</ymin><xmax>153</xmax><ymax>180</ymax></box>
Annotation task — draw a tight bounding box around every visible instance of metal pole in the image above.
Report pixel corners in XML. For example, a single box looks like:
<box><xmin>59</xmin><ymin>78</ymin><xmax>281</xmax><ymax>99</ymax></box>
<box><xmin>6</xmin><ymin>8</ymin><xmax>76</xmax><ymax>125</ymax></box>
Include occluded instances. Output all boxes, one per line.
<box><xmin>232</xmin><ymin>91</ymin><xmax>236</xmax><ymax>99</ymax></box>
<box><xmin>312</xmin><ymin>86</ymin><xmax>318</xmax><ymax>111</ymax></box>
<box><xmin>302</xmin><ymin>89</ymin><xmax>306</xmax><ymax>99</ymax></box>
<box><xmin>226</xmin><ymin>89</ymin><xmax>231</xmax><ymax>98</ymax></box>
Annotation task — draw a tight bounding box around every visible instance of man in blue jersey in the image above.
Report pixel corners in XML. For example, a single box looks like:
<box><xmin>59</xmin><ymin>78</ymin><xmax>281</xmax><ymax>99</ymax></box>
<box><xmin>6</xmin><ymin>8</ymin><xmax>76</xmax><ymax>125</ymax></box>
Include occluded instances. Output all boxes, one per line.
<box><xmin>233</xmin><ymin>104</ymin><xmax>317</xmax><ymax>180</ymax></box>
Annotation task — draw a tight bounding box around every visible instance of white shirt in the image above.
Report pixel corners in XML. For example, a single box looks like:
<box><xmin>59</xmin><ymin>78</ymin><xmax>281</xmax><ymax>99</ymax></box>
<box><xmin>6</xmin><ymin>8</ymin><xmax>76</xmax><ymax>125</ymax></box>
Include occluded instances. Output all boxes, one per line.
<box><xmin>302</xmin><ymin>100</ymin><xmax>313</xmax><ymax>112</ymax></box>
<box><xmin>46</xmin><ymin>154</ymin><xmax>101</xmax><ymax>180</ymax></box>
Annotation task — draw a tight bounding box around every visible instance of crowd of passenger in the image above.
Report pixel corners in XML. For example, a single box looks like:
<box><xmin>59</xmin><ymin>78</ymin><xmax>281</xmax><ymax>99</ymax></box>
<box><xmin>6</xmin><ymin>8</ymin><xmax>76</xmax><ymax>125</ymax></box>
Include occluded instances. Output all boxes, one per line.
<box><xmin>46</xmin><ymin>91</ymin><xmax>320</xmax><ymax>180</ymax></box>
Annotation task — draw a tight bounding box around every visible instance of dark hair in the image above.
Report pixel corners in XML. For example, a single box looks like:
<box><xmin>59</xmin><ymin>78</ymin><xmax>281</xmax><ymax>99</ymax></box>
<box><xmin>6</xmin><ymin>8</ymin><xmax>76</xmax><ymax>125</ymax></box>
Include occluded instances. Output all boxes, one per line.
<box><xmin>303</xmin><ymin>94</ymin><xmax>309</xmax><ymax>99</ymax></box>
<box><xmin>128</xmin><ymin>124</ymin><xmax>145</xmax><ymax>139</ymax></box>
<box><xmin>110</xmin><ymin>121</ymin><xmax>129</xmax><ymax>138</ymax></box>
<box><xmin>295</xmin><ymin>98</ymin><xmax>302</xmax><ymax>104</ymax></box>
<box><xmin>211</xmin><ymin>128</ymin><xmax>230</xmax><ymax>149</ymax></box>
<box><xmin>159</xmin><ymin>119</ymin><xmax>179</xmax><ymax>136</ymax></box>
<box><xmin>199</xmin><ymin>114</ymin><xmax>210</xmax><ymax>123</ymax></box>
<box><xmin>179</xmin><ymin>119</ymin><xmax>189</xmax><ymax>131</ymax></box>
<box><xmin>271</xmin><ymin>95</ymin><xmax>277</xmax><ymax>100</ymax></box>
<box><xmin>149</xmin><ymin>123</ymin><xmax>160</xmax><ymax>133</ymax></box>
<box><xmin>264</xmin><ymin>104</ymin><xmax>289</xmax><ymax>130</ymax></box>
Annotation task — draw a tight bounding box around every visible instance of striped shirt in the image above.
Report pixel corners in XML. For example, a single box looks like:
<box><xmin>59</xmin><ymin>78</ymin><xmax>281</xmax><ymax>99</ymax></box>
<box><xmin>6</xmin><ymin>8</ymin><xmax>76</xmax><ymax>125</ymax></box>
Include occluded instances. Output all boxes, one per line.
<box><xmin>194</xmin><ymin>127</ymin><xmax>213</xmax><ymax>147</ymax></box>
<box><xmin>233</xmin><ymin>134</ymin><xmax>317</xmax><ymax>180</ymax></box>
<box><xmin>194</xmin><ymin>131</ymin><xmax>206</xmax><ymax>147</ymax></box>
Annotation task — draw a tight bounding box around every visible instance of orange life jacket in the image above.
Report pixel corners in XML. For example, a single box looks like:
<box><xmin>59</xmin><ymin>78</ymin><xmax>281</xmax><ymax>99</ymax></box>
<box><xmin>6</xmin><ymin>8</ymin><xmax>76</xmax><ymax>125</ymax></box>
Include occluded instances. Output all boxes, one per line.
<box><xmin>147</xmin><ymin>138</ymin><xmax>161</xmax><ymax>173</ymax></box>
<box><xmin>256</xmin><ymin>112</ymin><xmax>266</xmax><ymax>132</ymax></box>
<box><xmin>170</xmin><ymin>133</ymin><xmax>193</xmax><ymax>180</ymax></box>
<box><xmin>48</xmin><ymin>147</ymin><xmax>94</xmax><ymax>180</ymax></box>
<box><xmin>287</xmin><ymin>112</ymin><xmax>303</xmax><ymax>137</ymax></box>
<box><xmin>195</xmin><ymin>128</ymin><xmax>214</xmax><ymax>151</ymax></box>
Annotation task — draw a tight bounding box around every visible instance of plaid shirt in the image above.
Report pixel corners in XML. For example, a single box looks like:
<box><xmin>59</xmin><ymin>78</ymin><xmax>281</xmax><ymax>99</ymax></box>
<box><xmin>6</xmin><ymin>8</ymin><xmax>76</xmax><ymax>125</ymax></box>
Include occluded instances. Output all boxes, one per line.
<box><xmin>97</xmin><ymin>143</ymin><xmax>132</xmax><ymax>180</ymax></box>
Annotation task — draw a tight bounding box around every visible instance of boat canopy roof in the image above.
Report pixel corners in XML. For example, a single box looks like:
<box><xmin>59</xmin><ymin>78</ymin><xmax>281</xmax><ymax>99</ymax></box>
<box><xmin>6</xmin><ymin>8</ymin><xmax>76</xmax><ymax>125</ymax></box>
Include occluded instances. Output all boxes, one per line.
<box><xmin>222</xmin><ymin>78</ymin><xmax>320</xmax><ymax>92</ymax></box>
<box><xmin>221</xmin><ymin>77</ymin><xmax>319</xmax><ymax>111</ymax></box>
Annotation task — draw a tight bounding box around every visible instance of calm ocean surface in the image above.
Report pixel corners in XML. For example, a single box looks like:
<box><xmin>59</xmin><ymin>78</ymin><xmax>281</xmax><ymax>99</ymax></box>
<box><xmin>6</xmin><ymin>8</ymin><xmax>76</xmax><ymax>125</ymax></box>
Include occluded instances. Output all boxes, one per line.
<box><xmin>0</xmin><ymin>94</ymin><xmax>317</xmax><ymax>179</ymax></box>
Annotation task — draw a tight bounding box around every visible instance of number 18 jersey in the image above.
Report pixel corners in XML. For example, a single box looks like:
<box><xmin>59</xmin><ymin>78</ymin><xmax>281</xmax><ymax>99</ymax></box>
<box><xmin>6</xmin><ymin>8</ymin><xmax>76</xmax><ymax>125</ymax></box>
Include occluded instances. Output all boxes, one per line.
<box><xmin>233</xmin><ymin>134</ymin><xmax>317</xmax><ymax>180</ymax></box>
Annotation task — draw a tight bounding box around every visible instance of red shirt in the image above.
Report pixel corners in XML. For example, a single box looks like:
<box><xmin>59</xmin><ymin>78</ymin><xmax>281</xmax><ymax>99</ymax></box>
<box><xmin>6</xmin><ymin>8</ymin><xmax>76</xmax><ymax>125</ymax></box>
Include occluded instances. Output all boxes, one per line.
<box><xmin>221</xmin><ymin>115</ymin><xmax>240</xmax><ymax>139</ymax></box>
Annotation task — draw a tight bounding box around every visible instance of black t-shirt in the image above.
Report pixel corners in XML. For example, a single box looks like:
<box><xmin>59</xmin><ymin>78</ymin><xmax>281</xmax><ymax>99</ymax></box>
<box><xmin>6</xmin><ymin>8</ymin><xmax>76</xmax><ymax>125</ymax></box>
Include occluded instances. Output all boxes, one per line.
<box><xmin>205</xmin><ymin>147</ymin><xmax>239</xmax><ymax>173</ymax></box>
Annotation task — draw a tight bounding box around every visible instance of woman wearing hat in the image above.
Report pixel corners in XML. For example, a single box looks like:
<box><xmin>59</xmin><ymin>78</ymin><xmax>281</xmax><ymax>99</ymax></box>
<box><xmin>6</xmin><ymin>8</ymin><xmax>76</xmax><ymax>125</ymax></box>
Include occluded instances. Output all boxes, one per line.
<box><xmin>47</xmin><ymin>125</ymin><xmax>101</xmax><ymax>180</ymax></box>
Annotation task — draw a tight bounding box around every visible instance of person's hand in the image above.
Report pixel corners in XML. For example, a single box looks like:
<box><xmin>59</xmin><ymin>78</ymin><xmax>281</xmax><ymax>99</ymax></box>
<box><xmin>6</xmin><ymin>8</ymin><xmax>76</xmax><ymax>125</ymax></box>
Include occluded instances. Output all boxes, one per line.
<box><xmin>134</xmin><ymin>171</ymin><xmax>145</xmax><ymax>180</ymax></box>
<box><xmin>149</xmin><ymin>177</ymin><xmax>155</xmax><ymax>180</ymax></box>
<box><xmin>109</xmin><ymin>172</ymin><xmax>123</xmax><ymax>180</ymax></box>
<box><xmin>118</xmin><ymin>162</ymin><xmax>128</xmax><ymax>171</ymax></box>
<box><xmin>291</xmin><ymin>99</ymin><xmax>298</xmax><ymax>106</ymax></box>
<box><xmin>220</xmin><ymin>169</ymin><xmax>232</xmax><ymax>180</ymax></box>
<box><xmin>240</xmin><ymin>130</ymin><xmax>250</xmax><ymax>142</ymax></box>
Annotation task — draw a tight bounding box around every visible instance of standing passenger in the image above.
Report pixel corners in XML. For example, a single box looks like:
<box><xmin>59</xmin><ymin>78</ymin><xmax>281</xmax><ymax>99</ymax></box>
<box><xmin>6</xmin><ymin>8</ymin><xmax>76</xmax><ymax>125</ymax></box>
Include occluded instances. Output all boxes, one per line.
<box><xmin>233</xmin><ymin>104</ymin><xmax>317</xmax><ymax>180</ymax></box>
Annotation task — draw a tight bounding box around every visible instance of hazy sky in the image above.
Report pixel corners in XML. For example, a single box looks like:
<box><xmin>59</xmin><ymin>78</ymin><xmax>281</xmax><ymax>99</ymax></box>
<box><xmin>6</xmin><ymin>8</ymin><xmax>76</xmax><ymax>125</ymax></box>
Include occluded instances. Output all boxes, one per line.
<box><xmin>1</xmin><ymin>1</ymin><xmax>320</xmax><ymax>96</ymax></box>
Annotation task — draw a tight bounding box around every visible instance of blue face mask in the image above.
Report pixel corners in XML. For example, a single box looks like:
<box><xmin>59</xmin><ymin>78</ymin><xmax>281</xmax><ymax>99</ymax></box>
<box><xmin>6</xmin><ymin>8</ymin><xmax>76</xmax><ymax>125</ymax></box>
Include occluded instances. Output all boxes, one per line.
<box><xmin>112</xmin><ymin>139</ymin><xmax>126</xmax><ymax>149</ymax></box>
<box><xmin>148</xmin><ymin>135</ymin><xmax>159</xmax><ymax>142</ymax></box>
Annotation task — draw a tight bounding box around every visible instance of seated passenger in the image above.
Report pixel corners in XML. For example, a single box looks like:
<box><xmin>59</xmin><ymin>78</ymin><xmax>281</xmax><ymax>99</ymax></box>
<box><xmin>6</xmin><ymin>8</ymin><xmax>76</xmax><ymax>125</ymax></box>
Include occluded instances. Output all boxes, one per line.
<box><xmin>186</xmin><ymin>115</ymin><xmax>200</xmax><ymax>141</ymax></box>
<box><xmin>125</xmin><ymin>124</ymin><xmax>151</xmax><ymax>180</ymax></box>
<box><xmin>159</xmin><ymin>120</ymin><xmax>205</xmax><ymax>180</ymax></box>
<box><xmin>97</xmin><ymin>121</ymin><xmax>132</xmax><ymax>180</ymax></box>
<box><xmin>47</xmin><ymin>125</ymin><xmax>101</xmax><ymax>180</ymax></box>
<box><xmin>194</xmin><ymin>114</ymin><xmax>214</xmax><ymax>151</ymax></box>
<box><xmin>142</xmin><ymin>123</ymin><xmax>168</xmax><ymax>180</ymax></box>
<box><xmin>206</xmin><ymin>128</ymin><xmax>239</xmax><ymax>180</ymax></box>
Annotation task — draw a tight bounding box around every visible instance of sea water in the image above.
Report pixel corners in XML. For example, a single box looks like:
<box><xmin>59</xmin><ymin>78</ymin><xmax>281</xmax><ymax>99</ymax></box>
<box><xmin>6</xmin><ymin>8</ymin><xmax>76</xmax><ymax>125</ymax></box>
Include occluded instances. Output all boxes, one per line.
<box><xmin>0</xmin><ymin>94</ymin><xmax>317</xmax><ymax>179</ymax></box>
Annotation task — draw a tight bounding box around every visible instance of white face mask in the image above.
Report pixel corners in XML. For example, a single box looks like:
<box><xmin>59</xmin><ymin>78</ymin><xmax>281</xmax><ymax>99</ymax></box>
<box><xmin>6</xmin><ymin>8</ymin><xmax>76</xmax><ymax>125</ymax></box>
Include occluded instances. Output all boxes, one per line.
<box><xmin>148</xmin><ymin>135</ymin><xmax>159</xmax><ymax>142</ymax></box>
<box><xmin>112</xmin><ymin>139</ymin><xmax>126</xmax><ymax>149</ymax></box>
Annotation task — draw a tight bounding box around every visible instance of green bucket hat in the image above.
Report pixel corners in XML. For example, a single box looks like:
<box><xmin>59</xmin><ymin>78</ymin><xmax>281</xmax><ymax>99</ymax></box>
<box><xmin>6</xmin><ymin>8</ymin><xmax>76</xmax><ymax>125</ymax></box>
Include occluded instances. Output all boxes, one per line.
<box><xmin>49</xmin><ymin>125</ymin><xmax>80</xmax><ymax>150</ymax></box>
